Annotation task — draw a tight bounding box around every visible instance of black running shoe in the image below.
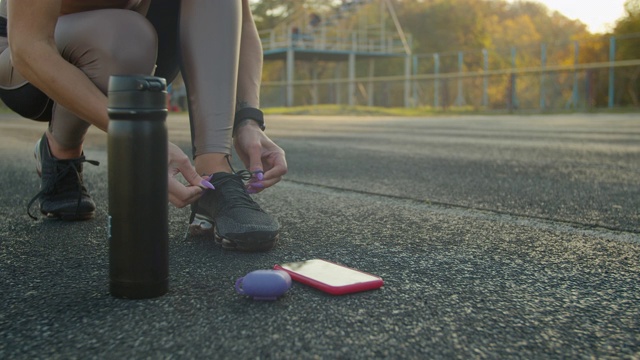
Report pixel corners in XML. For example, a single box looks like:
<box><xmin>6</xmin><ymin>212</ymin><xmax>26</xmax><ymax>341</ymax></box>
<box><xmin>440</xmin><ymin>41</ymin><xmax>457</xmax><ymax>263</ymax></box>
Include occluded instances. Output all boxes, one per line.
<box><xmin>27</xmin><ymin>133</ymin><xmax>99</xmax><ymax>221</ymax></box>
<box><xmin>188</xmin><ymin>171</ymin><xmax>279</xmax><ymax>252</ymax></box>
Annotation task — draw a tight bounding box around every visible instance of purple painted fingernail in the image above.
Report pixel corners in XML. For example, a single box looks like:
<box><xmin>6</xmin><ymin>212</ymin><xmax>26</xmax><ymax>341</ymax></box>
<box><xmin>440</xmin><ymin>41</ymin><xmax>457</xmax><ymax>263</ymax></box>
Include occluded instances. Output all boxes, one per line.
<box><xmin>253</xmin><ymin>171</ymin><xmax>264</xmax><ymax>181</ymax></box>
<box><xmin>200</xmin><ymin>179</ymin><xmax>215</xmax><ymax>190</ymax></box>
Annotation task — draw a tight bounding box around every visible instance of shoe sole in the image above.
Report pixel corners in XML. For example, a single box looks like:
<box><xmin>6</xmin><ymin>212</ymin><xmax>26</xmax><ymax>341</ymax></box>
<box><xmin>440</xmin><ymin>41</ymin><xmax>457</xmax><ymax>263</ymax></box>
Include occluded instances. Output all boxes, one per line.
<box><xmin>188</xmin><ymin>214</ymin><xmax>278</xmax><ymax>252</ymax></box>
<box><xmin>34</xmin><ymin>137</ymin><xmax>95</xmax><ymax>221</ymax></box>
<box><xmin>42</xmin><ymin>211</ymin><xmax>95</xmax><ymax>221</ymax></box>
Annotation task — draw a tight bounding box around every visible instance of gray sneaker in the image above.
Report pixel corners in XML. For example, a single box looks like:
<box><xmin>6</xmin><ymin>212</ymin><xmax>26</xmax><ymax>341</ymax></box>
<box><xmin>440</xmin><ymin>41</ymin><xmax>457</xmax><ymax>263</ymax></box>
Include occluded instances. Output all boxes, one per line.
<box><xmin>27</xmin><ymin>133</ymin><xmax>99</xmax><ymax>220</ymax></box>
<box><xmin>188</xmin><ymin>171</ymin><xmax>279</xmax><ymax>252</ymax></box>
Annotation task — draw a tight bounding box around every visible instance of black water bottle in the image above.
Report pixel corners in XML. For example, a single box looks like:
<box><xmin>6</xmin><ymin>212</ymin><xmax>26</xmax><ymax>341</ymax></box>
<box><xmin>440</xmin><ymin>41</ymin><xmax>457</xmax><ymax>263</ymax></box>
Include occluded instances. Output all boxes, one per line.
<box><xmin>107</xmin><ymin>75</ymin><xmax>169</xmax><ymax>299</ymax></box>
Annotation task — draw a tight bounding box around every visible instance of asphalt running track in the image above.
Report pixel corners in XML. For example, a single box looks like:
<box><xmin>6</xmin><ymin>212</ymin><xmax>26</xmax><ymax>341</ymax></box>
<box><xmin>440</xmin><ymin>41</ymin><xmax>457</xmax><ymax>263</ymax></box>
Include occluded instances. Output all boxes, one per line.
<box><xmin>1</xmin><ymin>112</ymin><xmax>639</xmax><ymax>359</ymax></box>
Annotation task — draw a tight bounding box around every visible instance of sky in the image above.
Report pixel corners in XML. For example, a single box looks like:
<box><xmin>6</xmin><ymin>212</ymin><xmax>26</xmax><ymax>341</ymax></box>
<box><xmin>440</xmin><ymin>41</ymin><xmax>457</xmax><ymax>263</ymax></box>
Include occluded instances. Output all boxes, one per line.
<box><xmin>253</xmin><ymin>0</ymin><xmax>629</xmax><ymax>34</ymax></box>
<box><xmin>512</xmin><ymin>0</ymin><xmax>628</xmax><ymax>33</ymax></box>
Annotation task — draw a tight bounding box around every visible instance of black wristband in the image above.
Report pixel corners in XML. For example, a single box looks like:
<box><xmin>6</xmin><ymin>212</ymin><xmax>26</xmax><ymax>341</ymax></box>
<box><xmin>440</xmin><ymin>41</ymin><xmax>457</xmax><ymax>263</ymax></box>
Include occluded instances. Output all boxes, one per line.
<box><xmin>234</xmin><ymin>108</ymin><xmax>265</xmax><ymax>134</ymax></box>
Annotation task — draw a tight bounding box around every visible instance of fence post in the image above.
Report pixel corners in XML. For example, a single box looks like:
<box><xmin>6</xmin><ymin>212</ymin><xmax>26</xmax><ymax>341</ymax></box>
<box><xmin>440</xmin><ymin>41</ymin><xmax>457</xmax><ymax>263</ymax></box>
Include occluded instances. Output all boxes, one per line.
<box><xmin>455</xmin><ymin>51</ymin><xmax>465</xmax><ymax>106</ymax></box>
<box><xmin>586</xmin><ymin>69</ymin><xmax>594</xmax><ymax>109</ymax></box>
<box><xmin>286</xmin><ymin>48</ymin><xmax>294</xmax><ymax>107</ymax></box>
<box><xmin>270</xmin><ymin>30</ymin><xmax>275</xmax><ymax>51</ymax></box>
<box><xmin>348</xmin><ymin>53</ymin><xmax>356</xmax><ymax>107</ymax></box>
<box><xmin>572</xmin><ymin>41</ymin><xmax>579</xmax><ymax>109</ymax></box>
<box><xmin>482</xmin><ymin>49</ymin><xmax>489</xmax><ymax>108</ymax></box>
<box><xmin>368</xmin><ymin>58</ymin><xmax>375</xmax><ymax>106</ymax></box>
<box><xmin>320</xmin><ymin>25</ymin><xmax>326</xmax><ymax>50</ymax></box>
<box><xmin>335</xmin><ymin>65</ymin><xmax>342</xmax><ymax>105</ymax></box>
<box><xmin>540</xmin><ymin>43</ymin><xmax>547</xmax><ymax>110</ymax></box>
<box><xmin>609</xmin><ymin>36</ymin><xmax>616</xmax><ymax>108</ymax></box>
<box><xmin>413</xmin><ymin>55</ymin><xmax>419</xmax><ymax>107</ymax></box>
<box><xmin>509</xmin><ymin>47</ymin><xmax>518</xmax><ymax>111</ymax></box>
<box><xmin>434</xmin><ymin>53</ymin><xmax>440</xmax><ymax>108</ymax></box>
<box><xmin>405</xmin><ymin>55</ymin><xmax>411</xmax><ymax>108</ymax></box>
<box><xmin>312</xmin><ymin>58</ymin><xmax>318</xmax><ymax>106</ymax></box>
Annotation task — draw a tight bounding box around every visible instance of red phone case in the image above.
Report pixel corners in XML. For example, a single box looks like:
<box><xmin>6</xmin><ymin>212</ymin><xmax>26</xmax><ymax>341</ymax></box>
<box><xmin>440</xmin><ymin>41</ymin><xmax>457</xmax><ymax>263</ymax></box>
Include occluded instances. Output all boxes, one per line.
<box><xmin>274</xmin><ymin>259</ymin><xmax>384</xmax><ymax>295</ymax></box>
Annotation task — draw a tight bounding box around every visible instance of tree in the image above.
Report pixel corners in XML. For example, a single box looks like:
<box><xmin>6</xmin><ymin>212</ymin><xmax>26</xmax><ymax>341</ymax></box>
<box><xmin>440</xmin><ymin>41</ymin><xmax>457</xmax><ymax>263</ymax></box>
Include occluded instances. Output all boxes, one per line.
<box><xmin>613</xmin><ymin>0</ymin><xmax>640</xmax><ymax>105</ymax></box>
<box><xmin>251</xmin><ymin>0</ymin><xmax>298</xmax><ymax>30</ymax></box>
<box><xmin>251</xmin><ymin>0</ymin><xmax>336</xmax><ymax>31</ymax></box>
<box><xmin>396</xmin><ymin>0</ymin><xmax>491</xmax><ymax>54</ymax></box>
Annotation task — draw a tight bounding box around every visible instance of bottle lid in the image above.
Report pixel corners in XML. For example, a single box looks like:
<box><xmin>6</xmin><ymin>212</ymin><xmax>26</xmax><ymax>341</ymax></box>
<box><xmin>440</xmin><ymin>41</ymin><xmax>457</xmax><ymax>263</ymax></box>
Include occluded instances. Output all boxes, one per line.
<box><xmin>108</xmin><ymin>75</ymin><xmax>168</xmax><ymax>117</ymax></box>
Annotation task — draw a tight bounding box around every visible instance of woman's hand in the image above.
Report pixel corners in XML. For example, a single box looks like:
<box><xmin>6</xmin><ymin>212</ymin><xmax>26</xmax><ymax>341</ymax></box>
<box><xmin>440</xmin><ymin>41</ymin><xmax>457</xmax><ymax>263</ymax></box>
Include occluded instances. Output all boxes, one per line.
<box><xmin>7</xmin><ymin>0</ymin><xmax>112</xmax><ymax>131</ymax></box>
<box><xmin>234</xmin><ymin>121</ymin><xmax>287</xmax><ymax>194</ymax></box>
<box><xmin>167</xmin><ymin>142</ymin><xmax>213</xmax><ymax>207</ymax></box>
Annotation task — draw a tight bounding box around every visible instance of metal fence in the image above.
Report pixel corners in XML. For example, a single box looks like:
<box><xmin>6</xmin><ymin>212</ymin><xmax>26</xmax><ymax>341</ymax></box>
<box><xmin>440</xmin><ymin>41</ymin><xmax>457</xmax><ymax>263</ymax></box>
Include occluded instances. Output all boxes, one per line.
<box><xmin>1</xmin><ymin>34</ymin><xmax>637</xmax><ymax>113</ymax></box>
<box><xmin>261</xmin><ymin>33</ymin><xmax>640</xmax><ymax>111</ymax></box>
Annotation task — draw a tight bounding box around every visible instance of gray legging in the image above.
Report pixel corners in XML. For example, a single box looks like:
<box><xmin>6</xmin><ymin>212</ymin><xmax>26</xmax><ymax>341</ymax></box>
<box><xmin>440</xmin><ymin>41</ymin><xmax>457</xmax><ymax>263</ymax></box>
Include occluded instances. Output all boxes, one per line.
<box><xmin>0</xmin><ymin>0</ymin><xmax>241</xmax><ymax>156</ymax></box>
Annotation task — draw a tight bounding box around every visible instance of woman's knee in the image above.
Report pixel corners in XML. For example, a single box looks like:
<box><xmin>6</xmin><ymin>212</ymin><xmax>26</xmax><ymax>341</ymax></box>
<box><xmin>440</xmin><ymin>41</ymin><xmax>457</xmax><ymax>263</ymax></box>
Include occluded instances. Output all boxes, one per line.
<box><xmin>56</xmin><ymin>9</ymin><xmax>158</xmax><ymax>92</ymax></box>
<box><xmin>102</xmin><ymin>11</ymin><xmax>158</xmax><ymax>73</ymax></box>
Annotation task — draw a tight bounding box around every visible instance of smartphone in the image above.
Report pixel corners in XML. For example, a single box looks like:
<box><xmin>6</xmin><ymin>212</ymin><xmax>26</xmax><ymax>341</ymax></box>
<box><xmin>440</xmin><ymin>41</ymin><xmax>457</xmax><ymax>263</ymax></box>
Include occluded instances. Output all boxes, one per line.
<box><xmin>274</xmin><ymin>259</ymin><xmax>384</xmax><ymax>295</ymax></box>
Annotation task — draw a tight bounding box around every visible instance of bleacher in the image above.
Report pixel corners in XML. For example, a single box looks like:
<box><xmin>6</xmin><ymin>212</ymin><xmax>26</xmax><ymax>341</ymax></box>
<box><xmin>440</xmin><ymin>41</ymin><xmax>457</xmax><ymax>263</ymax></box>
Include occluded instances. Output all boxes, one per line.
<box><xmin>260</xmin><ymin>0</ymin><xmax>410</xmax><ymax>61</ymax></box>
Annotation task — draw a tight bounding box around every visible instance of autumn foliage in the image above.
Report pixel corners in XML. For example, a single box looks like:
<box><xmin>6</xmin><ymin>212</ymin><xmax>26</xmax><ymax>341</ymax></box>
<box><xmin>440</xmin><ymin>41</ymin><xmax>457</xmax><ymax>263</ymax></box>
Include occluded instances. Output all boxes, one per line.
<box><xmin>252</xmin><ymin>0</ymin><xmax>640</xmax><ymax>109</ymax></box>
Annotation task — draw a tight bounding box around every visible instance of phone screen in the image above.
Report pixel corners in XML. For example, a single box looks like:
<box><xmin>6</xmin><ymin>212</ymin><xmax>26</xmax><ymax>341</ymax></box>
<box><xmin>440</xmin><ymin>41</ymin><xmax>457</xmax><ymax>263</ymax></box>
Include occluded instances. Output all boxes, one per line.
<box><xmin>278</xmin><ymin>259</ymin><xmax>381</xmax><ymax>287</ymax></box>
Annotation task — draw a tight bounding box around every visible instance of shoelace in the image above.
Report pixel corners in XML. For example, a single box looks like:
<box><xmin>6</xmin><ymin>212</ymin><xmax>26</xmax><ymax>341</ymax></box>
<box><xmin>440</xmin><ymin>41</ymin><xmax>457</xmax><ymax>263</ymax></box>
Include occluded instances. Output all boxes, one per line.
<box><xmin>27</xmin><ymin>156</ymin><xmax>99</xmax><ymax>220</ymax></box>
<box><xmin>188</xmin><ymin>154</ymin><xmax>262</xmax><ymax>224</ymax></box>
<box><xmin>211</xmin><ymin>170</ymin><xmax>260</xmax><ymax>206</ymax></box>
